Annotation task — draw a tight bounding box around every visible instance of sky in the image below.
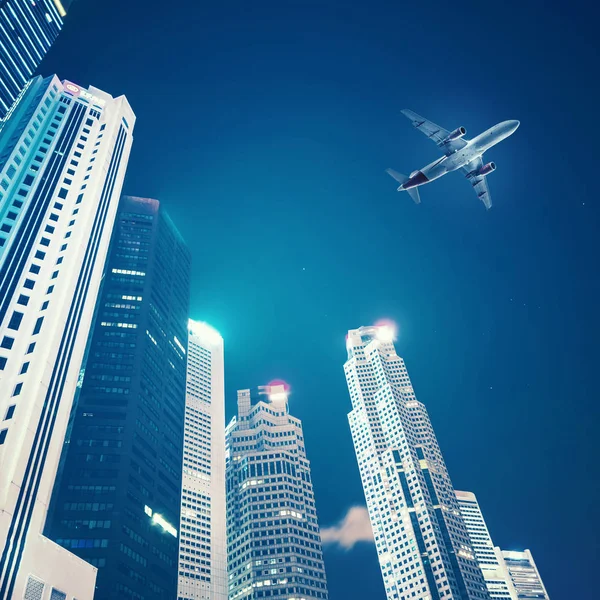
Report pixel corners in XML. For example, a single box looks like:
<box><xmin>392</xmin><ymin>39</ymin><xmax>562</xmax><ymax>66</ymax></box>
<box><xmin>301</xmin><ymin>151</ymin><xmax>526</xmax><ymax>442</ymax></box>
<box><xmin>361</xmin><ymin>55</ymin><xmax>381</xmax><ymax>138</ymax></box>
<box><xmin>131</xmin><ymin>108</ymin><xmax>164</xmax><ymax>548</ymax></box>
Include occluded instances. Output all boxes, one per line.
<box><xmin>40</xmin><ymin>0</ymin><xmax>598</xmax><ymax>597</ymax></box>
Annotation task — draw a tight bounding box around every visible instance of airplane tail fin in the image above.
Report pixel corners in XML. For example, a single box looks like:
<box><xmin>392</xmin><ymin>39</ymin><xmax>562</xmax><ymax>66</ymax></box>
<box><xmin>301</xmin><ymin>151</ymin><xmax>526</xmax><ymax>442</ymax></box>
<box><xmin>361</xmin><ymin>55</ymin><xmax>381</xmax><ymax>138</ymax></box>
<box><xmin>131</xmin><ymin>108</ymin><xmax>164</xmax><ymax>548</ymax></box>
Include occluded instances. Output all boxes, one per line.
<box><xmin>385</xmin><ymin>168</ymin><xmax>421</xmax><ymax>204</ymax></box>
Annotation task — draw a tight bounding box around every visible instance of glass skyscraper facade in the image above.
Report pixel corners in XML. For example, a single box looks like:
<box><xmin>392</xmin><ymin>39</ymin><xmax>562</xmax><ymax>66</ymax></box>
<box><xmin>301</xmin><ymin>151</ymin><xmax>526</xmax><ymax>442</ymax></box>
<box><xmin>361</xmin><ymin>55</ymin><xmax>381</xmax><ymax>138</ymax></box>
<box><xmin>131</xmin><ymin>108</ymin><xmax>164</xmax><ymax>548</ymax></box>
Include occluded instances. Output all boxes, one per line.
<box><xmin>226</xmin><ymin>384</ymin><xmax>328</xmax><ymax>600</ymax></box>
<box><xmin>0</xmin><ymin>74</ymin><xmax>135</xmax><ymax>599</ymax></box>
<box><xmin>0</xmin><ymin>0</ymin><xmax>75</xmax><ymax>121</ymax></box>
<box><xmin>344</xmin><ymin>325</ymin><xmax>490</xmax><ymax>600</ymax></box>
<box><xmin>178</xmin><ymin>320</ymin><xmax>227</xmax><ymax>600</ymax></box>
<box><xmin>46</xmin><ymin>195</ymin><xmax>191</xmax><ymax>599</ymax></box>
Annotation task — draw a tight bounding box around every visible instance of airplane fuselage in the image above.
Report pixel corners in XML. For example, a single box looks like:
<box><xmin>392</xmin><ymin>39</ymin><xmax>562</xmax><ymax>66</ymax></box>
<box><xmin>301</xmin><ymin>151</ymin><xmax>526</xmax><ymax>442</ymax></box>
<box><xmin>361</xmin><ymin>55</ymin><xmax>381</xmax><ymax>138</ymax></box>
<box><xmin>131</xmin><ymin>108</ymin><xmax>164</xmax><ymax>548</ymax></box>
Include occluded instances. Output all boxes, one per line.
<box><xmin>401</xmin><ymin>120</ymin><xmax>520</xmax><ymax>190</ymax></box>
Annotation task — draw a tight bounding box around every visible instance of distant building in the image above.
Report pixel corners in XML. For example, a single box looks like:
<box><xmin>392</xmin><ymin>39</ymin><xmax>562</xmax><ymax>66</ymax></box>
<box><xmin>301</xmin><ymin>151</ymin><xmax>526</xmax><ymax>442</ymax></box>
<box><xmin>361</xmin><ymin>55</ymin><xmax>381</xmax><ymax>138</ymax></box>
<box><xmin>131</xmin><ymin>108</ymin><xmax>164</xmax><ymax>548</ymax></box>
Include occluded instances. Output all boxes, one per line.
<box><xmin>46</xmin><ymin>195</ymin><xmax>191</xmax><ymax>599</ymax></box>
<box><xmin>226</xmin><ymin>384</ymin><xmax>328</xmax><ymax>600</ymax></box>
<box><xmin>344</xmin><ymin>324</ymin><xmax>490</xmax><ymax>600</ymax></box>
<box><xmin>0</xmin><ymin>75</ymin><xmax>135</xmax><ymax>599</ymax></box>
<box><xmin>500</xmin><ymin>550</ymin><xmax>549</xmax><ymax>600</ymax></box>
<box><xmin>0</xmin><ymin>0</ymin><xmax>76</xmax><ymax>121</ymax></box>
<box><xmin>178</xmin><ymin>320</ymin><xmax>227</xmax><ymax>600</ymax></box>
<box><xmin>456</xmin><ymin>491</ymin><xmax>518</xmax><ymax>599</ymax></box>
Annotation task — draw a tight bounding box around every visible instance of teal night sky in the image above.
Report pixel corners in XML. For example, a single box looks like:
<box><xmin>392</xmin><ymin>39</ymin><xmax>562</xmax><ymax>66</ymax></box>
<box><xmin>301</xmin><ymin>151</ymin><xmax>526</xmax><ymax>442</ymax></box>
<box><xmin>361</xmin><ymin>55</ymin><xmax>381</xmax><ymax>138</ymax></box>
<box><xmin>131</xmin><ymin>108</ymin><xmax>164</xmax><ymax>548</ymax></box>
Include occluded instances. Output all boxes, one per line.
<box><xmin>41</xmin><ymin>1</ymin><xmax>598</xmax><ymax>597</ymax></box>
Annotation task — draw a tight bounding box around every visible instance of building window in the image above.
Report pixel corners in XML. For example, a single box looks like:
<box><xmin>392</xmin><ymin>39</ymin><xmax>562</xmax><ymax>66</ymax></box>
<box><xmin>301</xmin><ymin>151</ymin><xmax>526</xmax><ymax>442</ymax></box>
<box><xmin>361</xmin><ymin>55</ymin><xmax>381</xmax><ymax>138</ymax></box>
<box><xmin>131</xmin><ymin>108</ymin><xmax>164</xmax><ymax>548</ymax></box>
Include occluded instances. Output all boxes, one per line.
<box><xmin>1</xmin><ymin>336</ymin><xmax>14</xmax><ymax>349</ymax></box>
<box><xmin>13</xmin><ymin>383</ymin><xmax>23</xmax><ymax>396</ymax></box>
<box><xmin>0</xmin><ymin>429</ymin><xmax>7</xmax><ymax>444</ymax></box>
<box><xmin>5</xmin><ymin>405</ymin><xmax>15</xmax><ymax>420</ymax></box>
<box><xmin>33</xmin><ymin>317</ymin><xmax>43</xmax><ymax>335</ymax></box>
<box><xmin>8</xmin><ymin>312</ymin><xmax>23</xmax><ymax>331</ymax></box>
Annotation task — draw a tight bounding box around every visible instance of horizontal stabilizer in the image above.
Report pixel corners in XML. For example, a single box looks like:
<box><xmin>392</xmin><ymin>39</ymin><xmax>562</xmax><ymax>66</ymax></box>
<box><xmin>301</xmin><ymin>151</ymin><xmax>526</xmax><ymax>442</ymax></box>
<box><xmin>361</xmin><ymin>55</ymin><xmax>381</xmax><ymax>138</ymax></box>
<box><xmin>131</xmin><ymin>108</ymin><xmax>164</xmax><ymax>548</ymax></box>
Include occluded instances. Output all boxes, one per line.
<box><xmin>385</xmin><ymin>168</ymin><xmax>409</xmax><ymax>185</ymax></box>
<box><xmin>406</xmin><ymin>187</ymin><xmax>421</xmax><ymax>204</ymax></box>
<box><xmin>385</xmin><ymin>168</ymin><xmax>421</xmax><ymax>204</ymax></box>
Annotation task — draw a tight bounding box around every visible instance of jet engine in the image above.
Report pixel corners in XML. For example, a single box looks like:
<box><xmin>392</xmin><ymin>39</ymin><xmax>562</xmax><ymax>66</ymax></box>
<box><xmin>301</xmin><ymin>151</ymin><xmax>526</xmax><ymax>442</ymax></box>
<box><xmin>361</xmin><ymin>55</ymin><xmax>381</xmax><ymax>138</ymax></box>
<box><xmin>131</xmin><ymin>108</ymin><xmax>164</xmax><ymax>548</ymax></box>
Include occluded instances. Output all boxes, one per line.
<box><xmin>443</xmin><ymin>127</ymin><xmax>466</xmax><ymax>143</ymax></box>
<box><xmin>476</xmin><ymin>162</ymin><xmax>496</xmax><ymax>176</ymax></box>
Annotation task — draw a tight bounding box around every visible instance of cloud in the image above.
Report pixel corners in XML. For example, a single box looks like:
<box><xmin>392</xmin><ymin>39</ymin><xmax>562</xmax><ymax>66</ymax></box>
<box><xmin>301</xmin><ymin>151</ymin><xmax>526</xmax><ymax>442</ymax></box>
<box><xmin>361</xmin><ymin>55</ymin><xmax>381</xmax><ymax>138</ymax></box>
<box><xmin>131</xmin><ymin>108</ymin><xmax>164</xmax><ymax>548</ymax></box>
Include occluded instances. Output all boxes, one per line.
<box><xmin>321</xmin><ymin>506</ymin><xmax>374</xmax><ymax>550</ymax></box>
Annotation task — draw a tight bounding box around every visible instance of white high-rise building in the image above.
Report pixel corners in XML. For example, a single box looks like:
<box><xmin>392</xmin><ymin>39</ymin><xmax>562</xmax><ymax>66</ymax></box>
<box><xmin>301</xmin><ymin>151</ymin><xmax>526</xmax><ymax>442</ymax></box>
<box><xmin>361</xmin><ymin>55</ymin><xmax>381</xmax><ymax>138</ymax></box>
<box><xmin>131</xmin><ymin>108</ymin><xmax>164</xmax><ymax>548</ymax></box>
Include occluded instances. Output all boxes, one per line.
<box><xmin>178</xmin><ymin>320</ymin><xmax>227</xmax><ymax>600</ymax></box>
<box><xmin>0</xmin><ymin>75</ymin><xmax>135</xmax><ymax>599</ymax></box>
<box><xmin>500</xmin><ymin>550</ymin><xmax>549</xmax><ymax>600</ymax></box>
<box><xmin>344</xmin><ymin>324</ymin><xmax>490</xmax><ymax>600</ymax></box>
<box><xmin>456</xmin><ymin>491</ymin><xmax>518</xmax><ymax>600</ymax></box>
<box><xmin>225</xmin><ymin>383</ymin><xmax>329</xmax><ymax>600</ymax></box>
<box><xmin>455</xmin><ymin>492</ymin><xmax>550</xmax><ymax>600</ymax></box>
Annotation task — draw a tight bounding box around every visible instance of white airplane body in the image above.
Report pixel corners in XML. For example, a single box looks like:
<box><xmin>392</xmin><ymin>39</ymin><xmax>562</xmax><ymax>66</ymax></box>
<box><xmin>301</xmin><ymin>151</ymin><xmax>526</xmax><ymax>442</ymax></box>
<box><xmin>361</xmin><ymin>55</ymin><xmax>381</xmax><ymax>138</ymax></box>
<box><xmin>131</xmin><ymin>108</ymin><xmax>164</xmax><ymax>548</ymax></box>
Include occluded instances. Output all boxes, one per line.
<box><xmin>387</xmin><ymin>109</ymin><xmax>520</xmax><ymax>209</ymax></box>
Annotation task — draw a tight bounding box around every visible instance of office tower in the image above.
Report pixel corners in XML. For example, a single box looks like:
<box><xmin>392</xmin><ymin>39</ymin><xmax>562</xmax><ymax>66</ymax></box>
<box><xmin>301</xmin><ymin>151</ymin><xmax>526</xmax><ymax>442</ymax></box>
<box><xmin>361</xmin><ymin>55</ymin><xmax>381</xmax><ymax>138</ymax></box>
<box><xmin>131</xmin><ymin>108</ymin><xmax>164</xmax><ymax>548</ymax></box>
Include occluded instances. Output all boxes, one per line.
<box><xmin>500</xmin><ymin>551</ymin><xmax>549</xmax><ymax>600</ymax></box>
<box><xmin>0</xmin><ymin>0</ymin><xmax>76</xmax><ymax>122</ymax></box>
<box><xmin>344</xmin><ymin>325</ymin><xmax>490</xmax><ymax>600</ymax></box>
<box><xmin>46</xmin><ymin>196</ymin><xmax>191</xmax><ymax>599</ymax></box>
<box><xmin>178</xmin><ymin>320</ymin><xmax>227</xmax><ymax>600</ymax></box>
<box><xmin>226</xmin><ymin>384</ymin><xmax>329</xmax><ymax>600</ymax></box>
<box><xmin>0</xmin><ymin>75</ymin><xmax>135</xmax><ymax>599</ymax></box>
<box><xmin>456</xmin><ymin>491</ymin><xmax>517</xmax><ymax>600</ymax></box>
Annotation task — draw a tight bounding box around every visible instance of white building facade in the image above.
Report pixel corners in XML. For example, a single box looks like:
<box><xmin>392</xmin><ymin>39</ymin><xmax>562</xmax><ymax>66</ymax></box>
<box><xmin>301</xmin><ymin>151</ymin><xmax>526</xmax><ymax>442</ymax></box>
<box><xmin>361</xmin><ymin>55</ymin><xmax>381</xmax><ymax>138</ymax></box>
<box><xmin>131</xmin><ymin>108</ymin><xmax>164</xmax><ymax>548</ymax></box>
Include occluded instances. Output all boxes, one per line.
<box><xmin>0</xmin><ymin>75</ymin><xmax>135</xmax><ymax>600</ymax></box>
<box><xmin>178</xmin><ymin>320</ymin><xmax>227</xmax><ymax>600</ymax></box>
<box><xmin>500</xmin><ymin>550</ymin><xmax>549</xmax><ymax>600</ymax></box>
<box><xmin>344</xmin><ymin>325</ymin><xmax>490</xmax><ymax>600</ymax></box>
<box><xmin>455</xmin><ymin>492</ymin><xmax>550</xmax><ymax>600</ymax></box>
<box><xmin>456</xmin><ymin>491</ymin><xmax>517</xmax><ymax>600</ymax></box>
<box><xmin>226</xmin><ymin>384</ymin><xmax>328</xmax><ymax>600</ymax></box>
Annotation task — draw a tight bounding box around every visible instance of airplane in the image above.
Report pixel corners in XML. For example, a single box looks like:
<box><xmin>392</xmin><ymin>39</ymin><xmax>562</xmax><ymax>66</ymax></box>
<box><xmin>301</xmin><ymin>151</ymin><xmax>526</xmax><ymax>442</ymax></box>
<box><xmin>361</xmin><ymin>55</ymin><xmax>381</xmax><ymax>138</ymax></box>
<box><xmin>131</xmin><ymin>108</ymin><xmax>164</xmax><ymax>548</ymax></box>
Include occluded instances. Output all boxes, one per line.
<box><xmin>386</xmin><ymin>109</ymin><xmax>520</xmax><ymax>209</ymax></box>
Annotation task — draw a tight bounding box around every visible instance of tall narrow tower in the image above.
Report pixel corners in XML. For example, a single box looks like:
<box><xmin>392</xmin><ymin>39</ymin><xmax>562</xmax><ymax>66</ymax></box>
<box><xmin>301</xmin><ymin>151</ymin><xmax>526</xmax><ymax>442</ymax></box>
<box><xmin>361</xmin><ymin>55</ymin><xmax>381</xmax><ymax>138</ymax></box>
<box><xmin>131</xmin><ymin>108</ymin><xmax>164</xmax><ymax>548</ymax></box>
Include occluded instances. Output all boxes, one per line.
<box><xmin>226</xmin><ymin>384</ymin><xmax>329</xmax><ymax>600</ymax></box>
<box><xmin>178</xmin><ymin>320</ymin><xmax>227</xmax><ymax>600</ymax></box>
<box><xmin>455</xmin><ymin>491</ymin><xmax>518</xmax><ymax>600</ymax></box>
<box><xmin>0</xmin><ymin>75</ymin><xmax>135</xmax><ymax>599</ymax></box>
<box><xmin>46</xmin><ymin>196</ymin><xmax>191</xmax><ymax>599</ymax></box>
<box><xmin>0</xmin><ymin>1</ymin><xmax>76</xmax><ymax>122</ymax></box>
<box><xmin>344</xmin><ymin>324</ymin><xmax>490</xmax><ymax>600</ymax></box>
<box><xmin>500</xmin><ymin>550</ymin><xmax>549</xmax><ymax>600</ymax></box>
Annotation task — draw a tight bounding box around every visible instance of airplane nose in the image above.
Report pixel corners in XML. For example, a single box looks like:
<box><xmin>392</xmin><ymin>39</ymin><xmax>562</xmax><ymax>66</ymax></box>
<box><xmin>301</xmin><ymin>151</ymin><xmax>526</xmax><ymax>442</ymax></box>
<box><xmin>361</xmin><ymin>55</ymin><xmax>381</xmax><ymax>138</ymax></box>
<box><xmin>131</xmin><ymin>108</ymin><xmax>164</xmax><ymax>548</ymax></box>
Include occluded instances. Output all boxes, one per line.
<box><xmin>510</xmin><ymin>120</ymin><xmax>520</xmax><ymax>131</ymax></box>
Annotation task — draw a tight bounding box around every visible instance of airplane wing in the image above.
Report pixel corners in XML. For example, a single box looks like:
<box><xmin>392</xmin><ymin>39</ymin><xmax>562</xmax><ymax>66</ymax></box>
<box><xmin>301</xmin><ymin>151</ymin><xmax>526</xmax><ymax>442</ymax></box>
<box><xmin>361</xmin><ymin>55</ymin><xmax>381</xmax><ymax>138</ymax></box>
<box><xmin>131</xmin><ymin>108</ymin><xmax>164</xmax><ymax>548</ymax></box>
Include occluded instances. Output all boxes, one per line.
<box><xmin>401</xmin><ymin>109</ymin><xmax>468</xmax><ymax>156</ymax></box>
<box><xmin>462</xmin><ymin>157</ymin><xmax>492</xmax><ymax>210</ymax></box>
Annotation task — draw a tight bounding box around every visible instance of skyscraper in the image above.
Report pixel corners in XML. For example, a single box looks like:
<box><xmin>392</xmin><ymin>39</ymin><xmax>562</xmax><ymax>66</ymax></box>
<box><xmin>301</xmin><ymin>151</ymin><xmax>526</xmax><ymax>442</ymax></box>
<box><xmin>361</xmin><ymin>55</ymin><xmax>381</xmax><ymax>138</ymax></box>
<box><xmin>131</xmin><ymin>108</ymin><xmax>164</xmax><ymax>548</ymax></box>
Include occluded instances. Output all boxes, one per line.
<box><xmin>455</xmin><ymin>492</ymin><xmax>550</xmax><ymax>600</ymax></box>
<box><xmin>0</xmin><ymin>75</ymin><xmax>135</xmax><ymax>599</ymax></box>
<box><xmin>226</xmin><ymin>384</ymin><xmax>329</xmax><ymax>600</ymax></box>
<box><xmin>344</xmin><ymin>324</ymin><xmax>490</xmax><ymax>600</ymax></box>
<box><xmin>456</xmin><ymin>491</ymin><xmax>518</xmax><ymax>600</ymax></box>
<box><xmin>46</xmin><ymin>195</ymin><xmax>191</xmax><ymax>599</ymax></box>
<box><xmin>178</xmin><ymin>320</ymin><xmax>227</xmax><ymax>600</ymax></box>
<box><xmin>500</xmin><ymin>551</ymin><xmax>549</xmax><ymax>600</ymax></box>
<box><xmin>0</xmin><ymin>0</ymin><xmax>76</xmax><ymax>121</ymax></box>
